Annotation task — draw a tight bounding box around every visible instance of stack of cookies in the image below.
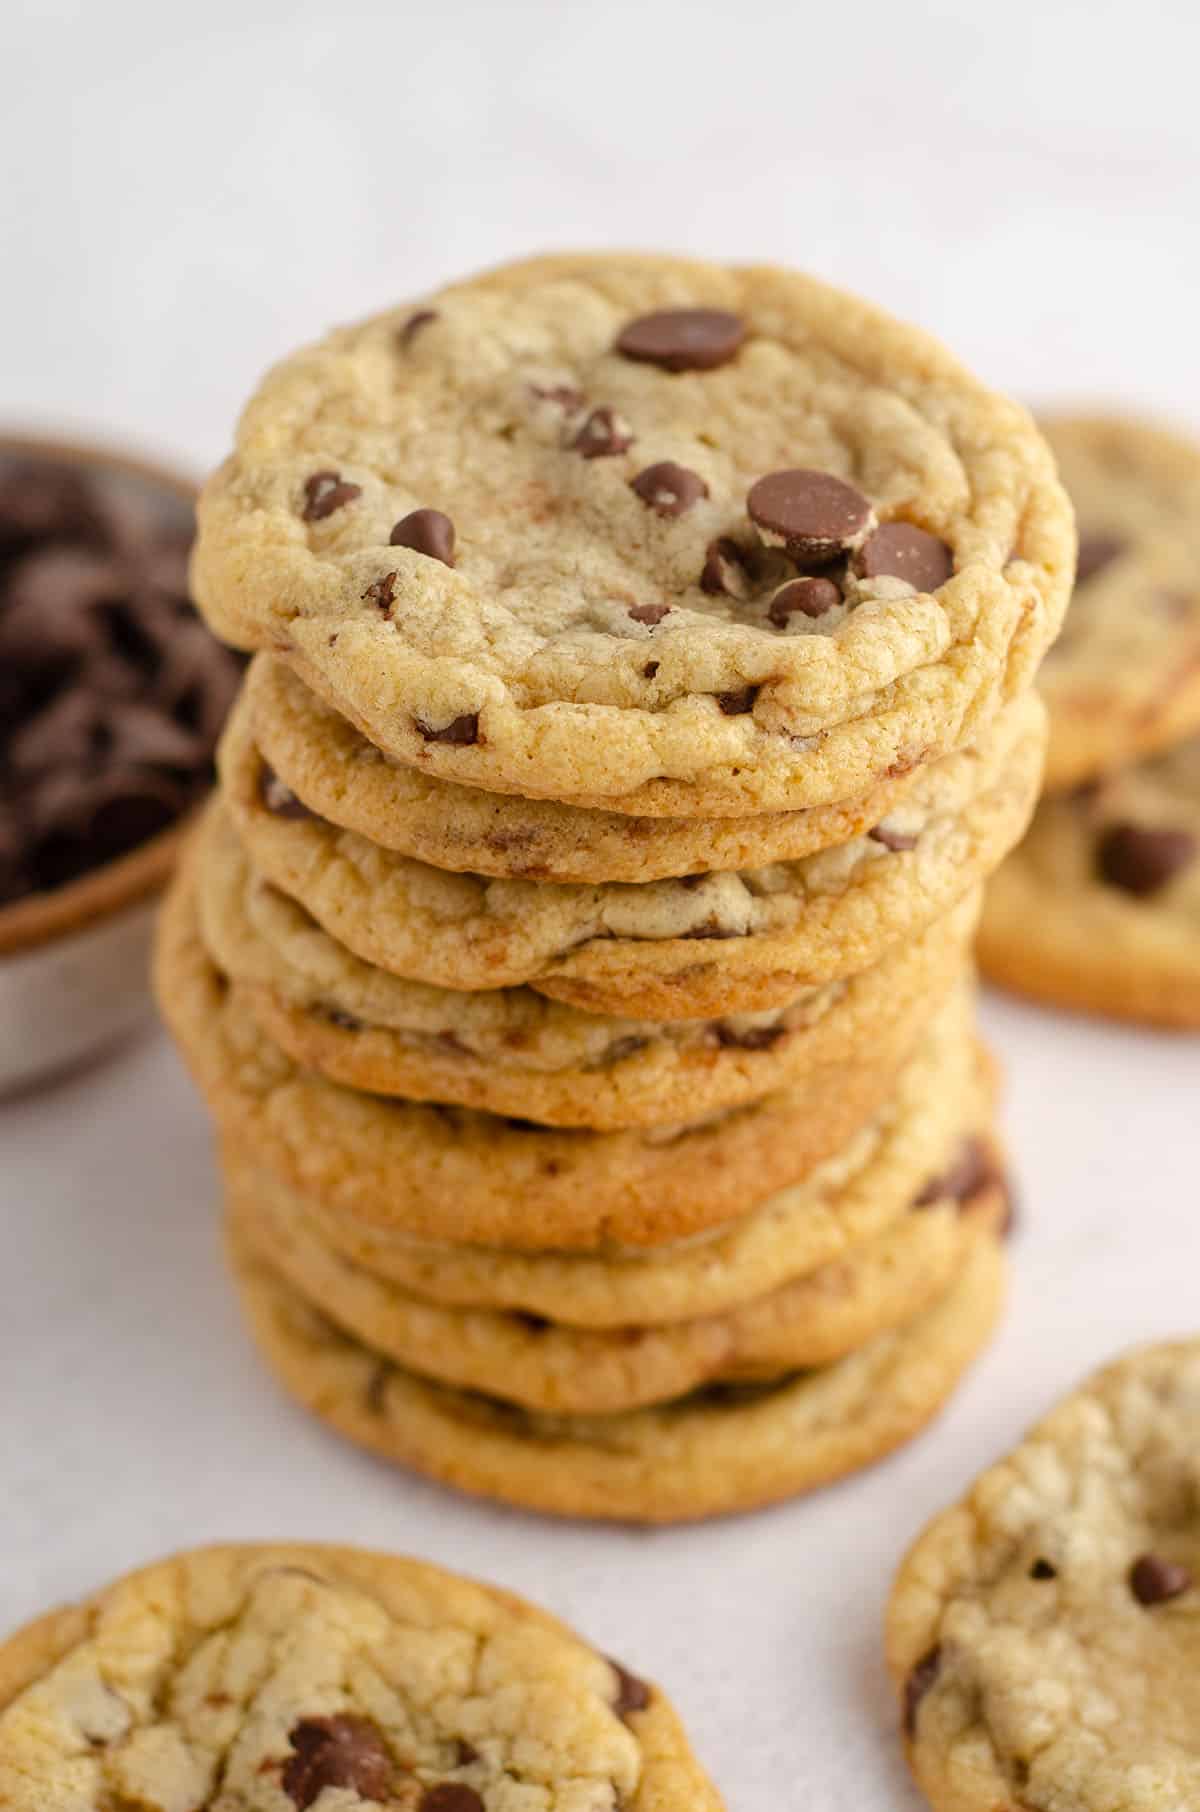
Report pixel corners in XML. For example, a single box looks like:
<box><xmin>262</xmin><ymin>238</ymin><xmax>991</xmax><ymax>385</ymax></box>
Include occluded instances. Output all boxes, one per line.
<box><xmin>981</xmin><ymin>414</ymin><xmax>1200</xmax><ymax>1029</ymax></box>
<box><xmin>155</xmin><ymin>253</ymin><xmax>1073</xmax><ymax>1521</ymax></box>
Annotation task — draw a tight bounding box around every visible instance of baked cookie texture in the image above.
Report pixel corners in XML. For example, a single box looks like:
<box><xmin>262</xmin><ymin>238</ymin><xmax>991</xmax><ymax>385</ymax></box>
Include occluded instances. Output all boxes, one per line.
<box><xmin>231</xmin><ymin>1231</ymin><xmax>1006</xmax><ymax>1524</ymax></box>
<box><xmin>216</xmin><ymin>692</ymin><xmax>1042</xmax><ymax>1018</ymax></box>
<box><xmin>157</xmin><ymin>248</ymin><xmax>1066</xmax><ymax>1518</ymax></box>
<box><xmin>1038</xmin><ymin>414</ymin><xmax>1200</xmax><ymax>791</ymax></box>
<box><xmin>0</xmin><ymin>1543</ymin><xmax>722</xmax><ymax>1809</ymax></box>
<box><xmin>887</xmin><ymin>1340</ymin><xmax>1200</xmax><ymax>1812</ymax></box>
<box><xmin>193</xmin><ymin>251</ymin><xmax>1072</xmax><ymax>814</ymax></box>
<box><xmin>979</xmin><ymin>734</ymin><xmax>1200</xmax><ymax>1028</ymax></box>
<box><xmin>226</xmin><ymin>651</ymin><xmax>927</xmax><ymax>883</ymax></box>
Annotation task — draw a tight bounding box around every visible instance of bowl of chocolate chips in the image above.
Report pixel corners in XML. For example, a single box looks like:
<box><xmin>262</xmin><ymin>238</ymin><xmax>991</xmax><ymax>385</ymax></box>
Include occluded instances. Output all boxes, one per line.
<box><xmin>0</xmin><ymin>434</ymin><xmax>243</xmax><ymax>1093</ymax></box>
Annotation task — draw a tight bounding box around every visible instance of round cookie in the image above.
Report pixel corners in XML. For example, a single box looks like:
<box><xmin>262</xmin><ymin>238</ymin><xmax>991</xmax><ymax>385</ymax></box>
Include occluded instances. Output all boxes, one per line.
<box><xmin>156</xmin><ymin>860</ymin><xmax>977</xmax><ymax>1246</ymax></box>
<box><xmin>887</xmin><ymin>1339</ymin><xmax>1200</xmax><ymax>1812</ymax></box>
<box><xmin>979</xmin><ymin>735</ymin><xmax>1199</xmax><ymax>1028</ymax></box>
<box><xmin>228</xmin><ymin>1231</ymin><xmax>1007</xmax><ymax>1523</ymax></box>
<box><xmin>228</xmin><ymin>651</ymin><xmax>927</xmax><ymax>883</ymax></box>
<box><xmin>219</xmin><ymin>693</ymin><xmax>1040</xmax><ymax>1018</ymax></box>
<box><xmin>0</xmin><ymin>1544</ymin><xmax>721</xmax><ymax>1811</ymax></box>
<box><xmin>198</xmin><ymin>799</ymin><xmax>983</xmax><ymax>1127</ymax></box>
<box><xmin>226</xmin><ymin>1131</ymin><xmax>1007</xmax><ymax>1414</ymax></box>
<box><xmin>219</xmin><ymin>1000</ymin><xmax>986</xmax><ymax>1328</ymax></box>
<box><xmin>1039</xmin><ymin>414</ymin><xmax>1200</xmax><ymax>790</ymax></box>
<box><xmin>193</xmin><ymin>251</ymin><xmax>1072</xmax><ymax>815</ymax></box>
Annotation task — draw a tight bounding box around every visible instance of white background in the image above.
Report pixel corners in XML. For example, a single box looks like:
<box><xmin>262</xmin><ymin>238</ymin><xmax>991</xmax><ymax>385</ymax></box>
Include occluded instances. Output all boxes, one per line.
<box><xmin>3</xmin><ymin>2</ymin><xmax>1198</xmax><ymax>1804</ymax></box>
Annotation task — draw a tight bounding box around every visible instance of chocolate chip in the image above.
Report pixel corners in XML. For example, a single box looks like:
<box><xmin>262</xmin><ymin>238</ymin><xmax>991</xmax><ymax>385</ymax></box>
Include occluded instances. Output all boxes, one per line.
<box><xmin>913</xmin><ymin>1137</ymin><xmax>996</xmax><ymax>1210</ymax></box>
<box><xmin>259</xmin><ymin>763</ymin><xmax>312</xmax><ymax>819</ymax></box>
<box><xmin>390</xmin><ymin>508</ymin><xmax>456</xmax><ymax>567</ymax></box>
<box><xmin>453</xmin><ymin>1739</ymin><xmax>479</xmax><ymax>1767</ymax></box>
<box><xmin>321</xmin><ymin>1006</ymin><xmax>363</xmax><ymax>1031</ymax></box>
<box><xmin>715</xmin><ymin>686</ymin><xmax>758</xmax><ymax>715</ymax></box>
<box><xmin>415</xmin><ymin>713</ymin><xmax>480</xmax><ymax>746</ymax></box>
<box><xmin>629</xmin><ymin>461</ymin><xmax>708</xmax><ymax>518</ymax></box>
<box><xmin>616</xmin><ymin>308</ymin><xmax>745</xmax><ymax>372</ymax></box>
<box><xmin>1095</xmin><ymin>822</ymin><xmax>1196</xmax><ymax>897</ymax></box>
<box><xmin>363</xmin><ymin>571</ymin><xmax>398</xmax><ymax>614</ymax></box>
<box><xmin>855</xmin><ymin>523</ymin><xmax>953</xmax><ymax>591</ymax></box>
<box><xmin>301</xmin><ymin>472</ymin><xmax>362</xmax><ymax>522</ymax></box>
<box><xmin>869</xmin><ymin>821</ymin><xmax>919</xmax><ymax>852</ymax></box>
<box><xmin>609</xmin><ymin>1659</ymin><xmax>653</xmax><ymax>1720</ymax></box>
<box><xmin>1076</xmin><ymin>532</ymin><xmax>1126</xmax><ymax>586</ymax></box>
<box><xmin>420</xmin><ymin>1788</ymin><xmax>484</xmax><ymax>1812</ymax></box>
<box><xmin>903</xmin><ymin>1647</ymin><xmax>942</xmax><ymax>1738</ymax></box>
<box><xmin>1130</xmin><ymin>1553</ymin><xmax>1193</xmax><ymax>1605</ymax></box>
<box><xmin>768</xmin><ymin>576</ymin><xmax>841</xmax><ymax>625</ymax></box>
<box><xmin>748</xmin><ymin>469</ymin><xmax>872</xmax><ymax>562</ymax></box>
<box><xmin>628</xmin><ymin>602</ymin><xmax>671</xmax><ymax>625</ymax></box>
<box><xmin>642</xmin><ymin>660</ymin><xmax>660</xmax><ymax>679</ymax></box>
<box><xmin>572</xmin><ymin>407</ymin><xmax>634</xmax><ymax>459</ymax></box>
<box><xmin>282</xmin><ymin>1715</ymin><xmax>393</xmax><ymax>1808</ymax></box>
<box><xmin>714</xmin><ymin>1022</ymin><xmax>786</xmax><ymax>1051</ymax></box>
<box><xmin>1029</xmin><ymin>1558</ymin><xmax>1057</xmax><ymax>1580</ymax></box>
<box><xmin>399</xmin><ymin>308</ymin><xmax>438</xmax><ymax>348</ymax></box>
<box><xmin>365</xmin><ymin>1359</ymin><xmax>394</xmax><ymax>1415</ymax></box>
<box><xmin>604</xmin><ymin>1035</ymin><xmax>650</xmax><ymax>1064</ymax></box>
<box><xmin>700</xmin><ymin>536</ymin><xmax>754</xmax><ymax>598</ymax></box>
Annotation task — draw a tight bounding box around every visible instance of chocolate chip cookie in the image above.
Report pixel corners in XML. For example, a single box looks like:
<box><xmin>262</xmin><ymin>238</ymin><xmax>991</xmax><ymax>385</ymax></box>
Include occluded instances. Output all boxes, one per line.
<box><xmin>0</xmin><ymin>1543</ymin><xmax>720</xmax><ymax>1809</ymax></box>
<box><xmin>219</xmin><ymin>985</ymin><xmax>983</xmax><ymax>1326</ymax></box>
<box><xmin>197</xmin><ymin>799</ymin><xmax>982</xmax><ymax>1126</ymax></box>
<box><xmin>1039</xmin><ymin>414</ymin><xmax>1200</xmax><ymax>790</ymax></box>
<box><xmin>193</xmin><ymin>251</ymin><xmax>1071</xmax><ymax>815</ymax></box>
<box><xmin>887</xmin><ymin>1339</ymin><xmax>1200</xmax><ymax>1811</ymax></box>
<box><xmin>979</xmin><ymin>734</ymin><xmax>1199</xmax><ymax>1027</ymax></box>
<box><xmin>226</xmin><ymin>652</ymin><xmax>927</xmax><ymax>883</ymax></box>
<box><xmin>158</xmin><ymin>854</ymin><xmax>978</xmax><ymax>1243</ymax></box>
<box><xmin>229</xmin><ymin>1229</ymin><xmax>1006</xmax><ymax>1523</ymax></box>
<box><xmin>226</xmin><ymin>1120</ymin><xmax>1007</xmax><ymax>1414</ymax></box>
<box><xmin>218</xmin><ymin>691</ymin><xmax>1039</xmax><ymax>1018</ymax></box>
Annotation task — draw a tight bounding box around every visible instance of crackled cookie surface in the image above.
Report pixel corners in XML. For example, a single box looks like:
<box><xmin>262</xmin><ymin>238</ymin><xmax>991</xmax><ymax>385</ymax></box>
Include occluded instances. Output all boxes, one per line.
<box><xmin>193</xmin><ymin>252</ymin><xmax>1071</xmax><ymax>814</ymax></box>
<box><xmin>157</xmin><ymin>859</ymin><xmax>974</xmax><ymax>1244</ymax></box>
<box><xmin>226</xmin><ymin>654</ymin><xmax>924</xmax><ymax>883</ymax></box>
<box><xmin>1039</xmin><ymin>415</ymin><xmax>1200</xmax><ymax>789</ymax></box>
<box><xmin>218</xmin><ymin>694</ymin><xmax>1039</xmax><ymax>1018</ymax></box>
<box><xmin>979</xmin><ymin>734</ymin><xmax>1200</xmax><ymax>1027</ymax></box>
<box><xmin>231</xmin><ymin>1233</ymin><xmax>1006</xmax><ymax>1523</ymax></box>
<box><xmin>0</xmin><ymin>1543</ymin><xmax>720</xmax><ymax>1810</ymax></box>
<box><xmin>887</xmin><ymin>1340</ymin><xmax>1200</xmax><ymax>1812</ymax></box>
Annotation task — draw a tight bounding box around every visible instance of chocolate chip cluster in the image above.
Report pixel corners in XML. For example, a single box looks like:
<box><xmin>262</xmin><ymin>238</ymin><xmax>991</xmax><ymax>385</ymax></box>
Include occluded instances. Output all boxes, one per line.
<box><xmin>0</xmin><ymin>451</ymin><xmax>244</xmax><ymax>908</ymax></box>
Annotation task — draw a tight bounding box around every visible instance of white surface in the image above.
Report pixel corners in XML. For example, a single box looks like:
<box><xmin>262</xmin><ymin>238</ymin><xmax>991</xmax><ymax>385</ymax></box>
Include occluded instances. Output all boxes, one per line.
<box><xmin>3</xmin><ymin>3</ymin><xmax>1199</xmax><ymax>1804</ymax></box>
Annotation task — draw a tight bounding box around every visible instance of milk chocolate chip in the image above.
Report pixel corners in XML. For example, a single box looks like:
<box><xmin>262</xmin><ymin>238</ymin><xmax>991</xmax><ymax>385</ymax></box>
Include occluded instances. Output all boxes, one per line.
<box><xmin>748</xmin><ymin>469</ymin><xmax>872</xmax><ymax>562</ymax></box>
<box><xmin>629</xmin><ymin>461</ymin><xmax>708</xmax><ymax>517</ymax></box>
<box><xmin>572</xmin><ymin>407</ymin><xmax>634</xmax><ymax>459</ymax></box>
<box><xmin>903</xmin><ymin>1646</ymin><xmax>942</xmax><ymax>1737</ymax></box>
<box><xmin>616</xmin><ymin>308</ymin><xmax>745</xmax><ymax>372</ymax></box>
<box><xmin>610</xmin><ymin>1659</ymin><xmax>653</xmax><ymax>1719</ymax></box>
<box><xmin>1075</xmin><ymin>532</ymin><xmax>1126</xmax><ymax>585</ymax></box>
<box><xmin>282</xmin><ymin>1715</ymin><xmax>393</xmax><ymax>1807</ymax></box>
<box><xmin>301</xmin><ymin>472</ymin><xmax>362</xmax><ymax>522</ymax></box>
<box><xmin>390</xmin><ymin>509</ymin><xmax>456</xmax><ymax>567</ymax></box>
<box><xmin>416</xmin><ymin>713</ymin><xmax>480</xmax><ymax>746</ymax></box>
<box><xmin>1130</xmin><ymin>1553</ymin><xmax>1193</xmax><ymax>1605</ymax></box>
<box><xmin>855</xmin><ymin>523</ymin><xmax>953</xmax><ymax>591</ymax></box>
<box><xmin>1096</xmin><ymin>822</ymin><xmax>1196</xmax><ymax>897</ymax></box>
<box><xmin>768</xmin><ymin>576</ymin><xmax>841</xmax><ymax>624</ymax></box>
<box><xmin>420</xmin><ymin>1787</ymin><xmax>485</xmax><ymax>1812</ymax></box>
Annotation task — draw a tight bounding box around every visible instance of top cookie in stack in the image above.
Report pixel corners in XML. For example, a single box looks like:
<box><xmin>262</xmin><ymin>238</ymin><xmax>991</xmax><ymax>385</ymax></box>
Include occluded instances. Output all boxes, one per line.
<box><xmin>193</xmin><ymin>251</ymin><xmax>1070</xmax><ymax>821</ymax></box>
<box><xmin>159</xmin><ymin>252</ymin><xmax>1073</xmax><ymax>1521</ymax></box>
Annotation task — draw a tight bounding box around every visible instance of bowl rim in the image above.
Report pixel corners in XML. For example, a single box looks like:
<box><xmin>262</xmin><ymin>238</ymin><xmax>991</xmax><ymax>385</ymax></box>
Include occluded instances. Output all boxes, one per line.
<box><xmin>0</xmin><ymin>429</ymin><xmax>202</xmax><ymax>959</ymax></box>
